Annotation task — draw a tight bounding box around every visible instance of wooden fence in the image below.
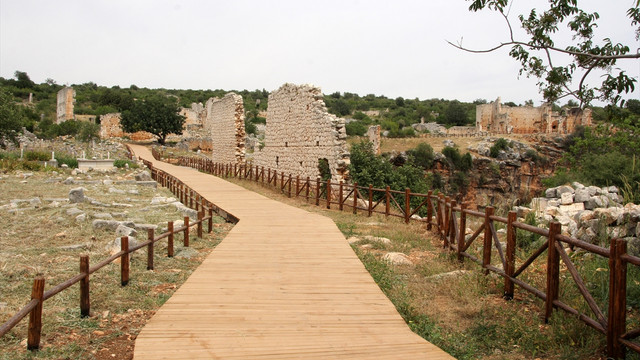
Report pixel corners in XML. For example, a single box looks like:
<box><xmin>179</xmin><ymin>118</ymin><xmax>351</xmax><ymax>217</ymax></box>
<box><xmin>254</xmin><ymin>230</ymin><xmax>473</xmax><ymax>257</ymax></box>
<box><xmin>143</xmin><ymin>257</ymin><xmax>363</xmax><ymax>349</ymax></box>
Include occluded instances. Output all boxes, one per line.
<box><xmin>0</xmin><ymin>156</ymin><xmax>232</xmax><ymax>351</ymax></box>
<box><xmin>153</xmin><ymin>148</ymin><xmax>640</xmax><ymax>359</ymax></box>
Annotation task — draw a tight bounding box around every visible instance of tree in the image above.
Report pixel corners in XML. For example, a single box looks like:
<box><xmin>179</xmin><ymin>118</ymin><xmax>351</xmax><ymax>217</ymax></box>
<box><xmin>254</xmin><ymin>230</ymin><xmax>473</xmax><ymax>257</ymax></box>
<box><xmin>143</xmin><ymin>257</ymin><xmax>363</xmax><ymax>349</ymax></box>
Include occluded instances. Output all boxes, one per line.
<box><xmin>0</xmin><ymin>88</ymin><xmax>25</xmax><ymax>147</ymax></box>
<box><xmin>444</xmin><ymin>100</ymin><xmax>468</xmax><ymax>126</ymax></box>
<box><xmin>452</xmin><ymin>0</ymin><xmax>640</xmax><ymax>107</ymax></box>
<box><xmin>14</xmin><ymin>71</ymin><xmax>35</xmax><ymax>89</ymax></box>
<box><xmin>121</xmin><ymin>96</ymin><xmax>185</xmax><ymax>145</ymax></box>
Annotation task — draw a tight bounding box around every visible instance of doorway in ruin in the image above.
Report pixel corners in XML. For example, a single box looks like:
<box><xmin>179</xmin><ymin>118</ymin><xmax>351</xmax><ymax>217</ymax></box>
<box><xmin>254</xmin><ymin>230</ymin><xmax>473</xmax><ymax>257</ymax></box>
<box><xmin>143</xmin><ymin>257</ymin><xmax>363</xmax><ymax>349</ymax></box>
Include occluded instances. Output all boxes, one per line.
<box><xmin>318</xmin><ymin>158</ymin><xmax>331</xmax><ymax>181</ymax></box>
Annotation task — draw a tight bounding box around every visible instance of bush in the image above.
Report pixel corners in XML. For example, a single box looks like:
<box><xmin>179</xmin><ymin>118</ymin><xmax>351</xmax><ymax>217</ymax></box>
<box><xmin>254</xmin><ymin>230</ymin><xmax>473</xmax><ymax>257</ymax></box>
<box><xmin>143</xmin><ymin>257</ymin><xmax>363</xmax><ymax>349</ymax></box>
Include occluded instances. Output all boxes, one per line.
<box><xmin>77</xmin><ymin>122</ymin><xmax>100</xmax><ymax>142</ymax></box>
<box><xmin>55</xmin><ymin>154</ymin><xmax>78</xmax><ymax>168</ymax></box>
<box><xmin>407</xmin><ymin>143</ymin><xmax>435</xmax><ymax>170</ymax></box>
<box><xmin>113</xmin><ymin>159</ymin><xmax>138</xmax><ymax>169</ymax></box>
<box><xmin>489</xmin><ymin>138</ymin><xmax>510</xmax><ymax>158</ymax></box>
<box><xmin>345</xmin><ymin>121</ymin><xmax>367</xmax><ymax>136</ymax></box>
<box><xmin>443</xmin><ymin>146</ymin><xmax>473</xmax><ymax>171</ymax></box>
<box><xmin>25</xmin><ymin>151</ymin><xmax>49</xmax><ymax>161</ymax></box>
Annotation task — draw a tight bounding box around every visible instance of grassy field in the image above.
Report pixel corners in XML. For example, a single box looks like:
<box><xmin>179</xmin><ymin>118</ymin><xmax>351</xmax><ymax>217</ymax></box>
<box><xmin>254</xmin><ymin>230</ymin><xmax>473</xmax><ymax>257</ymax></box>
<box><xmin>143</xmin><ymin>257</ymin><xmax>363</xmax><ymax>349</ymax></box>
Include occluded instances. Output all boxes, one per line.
<box><xmin>222</xmin><ymin>175</ymin><xmax>639</xmax><ymax>360</ymax></box>
<box><xmin>0</xmin><ymin>167</ymin><xmax>232</xmax><ymax>360</ymax></box>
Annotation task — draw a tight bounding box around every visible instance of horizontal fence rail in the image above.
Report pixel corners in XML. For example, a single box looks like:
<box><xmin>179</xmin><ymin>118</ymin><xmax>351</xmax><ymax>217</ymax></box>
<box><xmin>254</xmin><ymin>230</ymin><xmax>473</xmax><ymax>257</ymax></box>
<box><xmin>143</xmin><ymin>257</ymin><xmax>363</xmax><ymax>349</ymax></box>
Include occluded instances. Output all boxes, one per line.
<box><xmin>0</xmin><ymin>150</ymin><xmax>227</xmax><ymax>351</ymax></box>
<box><xmin>153</xmin><ymin>147</ymin><xmax>640</xmax><ymax>359</ymax></box>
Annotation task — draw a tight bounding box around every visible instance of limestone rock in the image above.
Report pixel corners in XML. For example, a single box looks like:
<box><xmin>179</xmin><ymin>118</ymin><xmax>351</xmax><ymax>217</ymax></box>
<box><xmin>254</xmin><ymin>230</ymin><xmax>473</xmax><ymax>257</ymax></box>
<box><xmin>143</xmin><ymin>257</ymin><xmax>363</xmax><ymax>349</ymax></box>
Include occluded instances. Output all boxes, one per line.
<box><xmin>560</xmin><ymin>192</ymin><xmax>574</xmax><ymax>205</ymax></box>
<box><xmin>134</xmin><ymin>171</ymin><xmax>152</xmax><ymax>181</ymax></box>
<box><xmin>69</xmin><ymin>187</ymin><xmax>85</xmax><ymax>203</ymax></box>
<box><xmin>574</xmin><ymin>188</ymin><xmax>591</xmax><ymax>203</ymax></box>
<box><xmin>63</xmin><ymin>177</ymin><xmax>75</xmax><ymax>185</ymax></box>
<box><xmin>92</xmin><ymin>212</ymin><xmax>113</xmax><ymax>220</ymax></box>
<box><xmin>115</xmin><ymin>224</ymin><xmax>137</xmax><ymax>237</ymax></box>
<box><xmin>362</xmin><ymin>235</ymin><xmax>392</xmax><ymax>245</ymax></box>
<box><xmin>383</xmin><ymin>252</ymin><xmax>413</xmax><ymax>266</ymax></box>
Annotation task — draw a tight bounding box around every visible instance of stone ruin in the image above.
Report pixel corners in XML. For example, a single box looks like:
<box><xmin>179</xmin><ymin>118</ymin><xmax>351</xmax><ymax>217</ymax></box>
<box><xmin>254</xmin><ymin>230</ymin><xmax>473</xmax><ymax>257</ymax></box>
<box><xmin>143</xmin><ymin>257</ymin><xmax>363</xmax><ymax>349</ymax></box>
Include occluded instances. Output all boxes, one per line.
<box><xmin>476</xmin><ymin>97</ymin><xmax>592</xmax><ymax>135</ymax></box>
<box><xmin>172</xmin><ymin>103</ymin><xmax>212</xmax><ymax>151</ymax></box>
<box><xmin>253</xmin><ymin>83</ymin><xmax>350</xmax><ymax>182</ymax></box>
<box><xmin>206</xmin><ymin>93</ymin><xmax>246</xmax><ymax>164</ymax></box>
<box><xmin>98</xmin><ymin>113</ymin><xmax>156</xmax><ymax>141</ymax></box>
<box><xmin>56</xmin><ymin>87</ymin><xmax>75</xmax><ymax>124</ymax></box>
<box><xmin>367</xmin><ymin>125</ymin><xmax>381</xmax><ymax>155</ymax></box>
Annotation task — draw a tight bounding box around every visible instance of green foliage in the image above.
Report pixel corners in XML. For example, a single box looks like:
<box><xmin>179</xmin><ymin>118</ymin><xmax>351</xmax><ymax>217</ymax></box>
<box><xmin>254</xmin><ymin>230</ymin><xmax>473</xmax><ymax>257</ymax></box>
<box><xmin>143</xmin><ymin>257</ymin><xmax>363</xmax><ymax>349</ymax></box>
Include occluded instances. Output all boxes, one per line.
<box><xmin>516</xmin><ymin>212</ymin><xmax>539</xmax><ymax>250</ymax></box>
<box><xmin>245</xmin><ymin>118</ymin><xmax>257</xmax><ymax>135</ymax></box>
<box><xmin>121</xmin><ymin>96</ymin><xmax>185</xmax><ymax>145</ymax></box>
<box><xmin>55</xmin><ymin>154</ymin><xmax>78</xmax><ymax>168</ymax></box>
<box><xmin>0</xmin><ymin>88</ymin><xmax>25</xmax><ymax>147</ymax></box>
<box><xmin>345</xmin><ymin>121</ymin><xmax>367</xmax><ymax>136</ymax></box>
<box><xmin>318</xmin><ymin>158</ymin><xmax>331</xmax><ymax>181</ymax></box>
<box><xmin>113</xmin><ymin>159</ymin><xmax>138</xmax><ymax>169</ymax></box>
<box><xmin>465</xmin><ymin>1</ymin><xmax>639</xmax><ymax>106</ymax></box>
<box><xmin>442</xmin><ymin>147</ymin><xmax>472</xmax><ymax>172</ymax></box>
<box><xmin>77</xmin><ymin>122</ymin><xmax>100</xmax><ymax>142</ymax></box>
<box><xmin>443</xmin><ymin>100</ymin><xmax>469</xmax><ymax>126</ymax></box>
<box><xmin>489</xmin><ymin>138</ymin><xmax>510</xmax><ymax>158</ymax></box>
<box><xmin>25</xmin><ymin>151</ymin><xmax>50</xmax><ymax>161</ymax></box>
<box><xmin>406</xmin><ymin>143</ymin><xmax>435</xmax><ymax>170</ymax></box>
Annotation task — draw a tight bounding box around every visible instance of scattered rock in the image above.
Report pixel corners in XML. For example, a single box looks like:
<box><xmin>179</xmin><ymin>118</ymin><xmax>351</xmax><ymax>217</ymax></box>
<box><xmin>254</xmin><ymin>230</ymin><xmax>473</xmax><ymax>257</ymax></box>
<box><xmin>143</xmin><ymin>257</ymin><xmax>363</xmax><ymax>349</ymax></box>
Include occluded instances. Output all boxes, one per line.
<box><xmin>92</xmin><ymin>212</ymin><xmax>114</xmax><ymax>220</ymax></box>
<box><xmin>362</xmin><ymin>235</ymin><xmax>392</xmax><ymax>245</ymax></box>
<box><xmin>427</xmin><ymin>270</ymin><xmax>470</xmax><ymax>281</ymax></box>
<box><xmin>347</xmin><ymin>236</ymin><xmax>360</xmax><ymax>244</ymax></box>
<box><xmin>63</xmin><ymin>177</ymin><xmax>75</xmax><ymax>185</ymax></box>
<box><xmin>69</xmin><ymin>187</ymin><xmax>85</xmax><ymax>203</ymax></box>
<box><xmin>108</xmin><ymin>187</ymin><xmax>126</xmax><ymax>194</ymax></box>
<box><xmin>76</xmin><ymin>214</ymin><xmax>86</xmax><ymax>222</ymax></box>
<box><xmin>115</xmin><ymin>224</ymin><xmax>137</xmax><ymax>238</ymax></box>
<box><xmin>134</xmin><ymin>171</ymin><xmax>152</xmax><ymax>181</ymax></box>
<box><xmin>66</xmin><ymin>207</ymin><xmax>84</xmax><ymax>216</ymax></box>
<box><xmin>383</xmin><ymin>252</ymin><xmax>413</xmax><ymax>266</ymax></box>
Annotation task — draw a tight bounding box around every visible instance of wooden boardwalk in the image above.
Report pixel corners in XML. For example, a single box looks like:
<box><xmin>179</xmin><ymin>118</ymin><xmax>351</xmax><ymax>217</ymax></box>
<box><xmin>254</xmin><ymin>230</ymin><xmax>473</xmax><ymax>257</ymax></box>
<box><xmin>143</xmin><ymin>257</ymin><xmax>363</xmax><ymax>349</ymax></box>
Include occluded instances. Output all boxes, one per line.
<box><xmin>130</xmin><ymin>145</ymin><xmax>453</xmax><ymax>359</ymax></box>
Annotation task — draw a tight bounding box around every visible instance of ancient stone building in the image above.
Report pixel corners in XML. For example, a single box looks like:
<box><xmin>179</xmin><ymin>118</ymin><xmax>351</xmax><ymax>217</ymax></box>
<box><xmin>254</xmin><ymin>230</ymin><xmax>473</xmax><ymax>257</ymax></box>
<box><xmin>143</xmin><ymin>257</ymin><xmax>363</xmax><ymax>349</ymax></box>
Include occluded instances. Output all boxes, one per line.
<box><xmin>476</xmin><ymin>97</ymin><xmax>591</xmax><ymax>134</ymax></box>
<box><xmin>98</xmin><ymin>113</ymin><xmax>155</xmax><ymax>141</ymax></box>
<box><xmin>56</xmin><ymin>87</ymin><xmax>75</xmax><ymax>124</ymax></box>
<box><xmin>367</xmin><ymin>125</ymin><xmax>381</xmax><ymax>155</ymax></box>
<box><xmin>253</xmin><ymin>83</ymin><xmax>350</xmax><ymax>182</ymax></box>
<box><xmin>206</xmin><ymin>94</ymin><xmax>246</xmax><ymax>164</ymax></box>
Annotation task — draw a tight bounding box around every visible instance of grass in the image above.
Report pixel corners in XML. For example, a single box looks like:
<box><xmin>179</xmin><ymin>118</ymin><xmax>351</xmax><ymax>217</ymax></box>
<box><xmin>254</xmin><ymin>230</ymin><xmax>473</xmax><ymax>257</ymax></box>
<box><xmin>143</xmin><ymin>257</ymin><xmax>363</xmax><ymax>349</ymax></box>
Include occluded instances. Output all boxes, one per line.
<box><xmin>219</xmin><ymin>172</ymin><xmax>639</xmax><ymax>360</ymax></box>
<box><xmin>0</xmin><ymin>166</ymin><xmax>232</xmax><ymax>359</ymax></box>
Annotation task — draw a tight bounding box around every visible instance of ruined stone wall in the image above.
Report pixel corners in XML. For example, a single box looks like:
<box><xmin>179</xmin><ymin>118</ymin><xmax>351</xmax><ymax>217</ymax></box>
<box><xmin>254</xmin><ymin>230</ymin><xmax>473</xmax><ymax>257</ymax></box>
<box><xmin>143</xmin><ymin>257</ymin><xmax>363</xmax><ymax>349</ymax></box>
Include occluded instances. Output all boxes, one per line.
<box><xmin>206</xmin><ymin>93</ymin><xmax>245</xmax><ymax>164</ymax></box>
<box><xmin>367</xmin><ymin>125</ymin><xmax>381</xmax><ymax>155</ymax></box>
<box><xmin>253</xmin><ymin>83</ymin><xmax>350</xmax><ymax>182</ymax></box>
<box><xmin>98</xmin><ymin>113</ymin><xmax>155</xmax><ymax>141</ymax></box>
<box><xmin>56</xmin><ymin>87</ymin><xmax>75</xmax><ymax>124</ymax></box>
<box><xmin>476</xmin><ymin>97</ymin><xmax>591</xmax><ymax>134</ymax></box>
<box><xmin>447</xmin><ymin>126</ymin><xmax>477</xmax><ymax>136</ymax></box>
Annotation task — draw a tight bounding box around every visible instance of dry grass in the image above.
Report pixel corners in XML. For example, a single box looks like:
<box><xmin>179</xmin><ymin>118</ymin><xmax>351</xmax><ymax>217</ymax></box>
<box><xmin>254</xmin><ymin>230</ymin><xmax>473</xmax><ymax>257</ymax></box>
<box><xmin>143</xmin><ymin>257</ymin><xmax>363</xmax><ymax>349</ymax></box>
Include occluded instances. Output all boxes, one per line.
<box><xmin>0</xmin><ymin>168</ymin><xmax>232</xmax><ymax>359</ymax></box>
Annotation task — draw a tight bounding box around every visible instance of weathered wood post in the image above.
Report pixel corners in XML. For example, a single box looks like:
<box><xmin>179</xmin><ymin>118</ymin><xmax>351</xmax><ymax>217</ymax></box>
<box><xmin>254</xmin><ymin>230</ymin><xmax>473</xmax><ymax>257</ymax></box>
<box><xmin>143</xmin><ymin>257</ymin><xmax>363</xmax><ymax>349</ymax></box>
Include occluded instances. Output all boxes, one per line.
<box><xmin>208</xmin><ymin>207</ymin><xmax>213</xmax><ymax>233</ymax></box>
<box><xmin>367</xmin><ymin>185</ymin><xmax>373</xmax><ymax>217</ymax></box>
<box><xmin>197</xmin><ymin>211</ymin><xmax>203</xmax><ymax>238</ymax></box>
<box><xmin>427</xmin><ymin>190</ymin><xmax>433</xmax><ymax>231</ymax></box>
<box><xmin>607</xmin><ymin>238</ymin><xmax>628</xmax><ymax>359</ymax></box>
<box><xmin>385</xmin><ymin>186</ymin><xmax>390</xmax><ymax>217</ymax></box>
<box><xmin>147</xmin><ymin>228</ymin><xmax>154</xmax><ymax>271</ymax></box>
<box><xmin>27</xmin><ymin>276</ymin><xmax>45</xmax><ymax>350</ymax></box>
<box><xmin>504</xmin><ymin>211</ymin><xmax>517</xmax><ymax>299</ymax></box>
<box><xmin>296</xmin><ymin>176</ymin><xmax>300</xmax><ymax>197</ymax></box>
<box><xmin>544</xmin><ymin>221</ymin><xmax>561</xmax><ymax>323</ymax></box>
<box><xmin>80</xmin><ymin>255</ymin><xmax>90</xmax><ymax>317</ymax></box>
<box><xmin>315</xmin><ymin>178</ymin><xmax>321</xmax><ymax>206</ymax></box>
<box><xmin>446</xmin><ymin>199</ymin><xmax>457</xmax><ymax>249</ymax></box>
<box><xmin>353</xmin><ymin>182</ymin><xmax>359</xmax><ymax>214</ymax></box>
<box><xmin>288</xmin><ymin>174</ymin><xmax>292</xmax><ymax>198</ymax></box>
<box><xmin>457</xmin><ymin>202</ymin><xmax>466</xmax><ymax>262</ymax></box>
<box><xmin>404</xmin><ymin>188</ymin><xmax>411</xmax><ymax>224</ymax></box>
<box><xmin>482</xmin><ymin>206</ymin><xmax>495</xmax><ymax>273</ymax></box>
<box><xmin>306</xmin><ymin>177</ymin><xmax>310</xmax><ymax>200</ymax></box>
<box><xmin>339</xmin><ymin>181</ymin><xmax>344</xmax><ymax>211</ymax></box>
<box><xmin>168</xmin><ymin>221</ymin><xmax>174</xmax><ymax>257</ymax></box>
<box><xmin>326</xmin><ymin>179</ymin><xmax>332</xmax><ymax>209</ymax></box>
<box><xmin>184</xmin><ymin>216</ymin><xmax>190</xmax><ymax>247</ymax></box>
<box><xmin>120</xmin><ymin>236</ymin><xmax>129</xmax><ymax>286</ymax></box>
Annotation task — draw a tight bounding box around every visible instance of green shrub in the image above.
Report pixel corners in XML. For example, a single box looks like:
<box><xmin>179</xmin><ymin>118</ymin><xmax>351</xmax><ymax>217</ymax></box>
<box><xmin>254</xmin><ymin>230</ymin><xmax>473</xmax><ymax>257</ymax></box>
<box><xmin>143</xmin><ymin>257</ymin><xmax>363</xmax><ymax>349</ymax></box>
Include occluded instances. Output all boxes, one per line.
<box><xmin>22</xmin><ymin>161</ymin><xmax>42</xmax><ymax>171</ymax></box>
<box><xmin>0</xmin><ymin>152</ymin><xmax>19</xmax><ymax>160</ymax></box>
<box><xmin>25</xmin><ymin>151</ymin><xmax>50</xmax><ymax>161</ymax></box>
<box><xmin>489</xmin><ymin>138</ymin><xmax>510</xmax><ymax>158</ymax></box>
<box><xmin>407</xmin><ymin>143</ymin><xmax>435</xmax><ymax>170</ymax></box>
<box><xmin>113</xmin><ymin>159</ymin><xmax>139</xmax><ymax>169</ymax></box>
<box><xmin>345</xmin><ymin>121</ymin><xmax>367</xmax><ymax>136</ymax></box>
<box><xmin>55</xmin><ymin>154</ymin><xmax>78</xmax><ymax>168</ymax></box>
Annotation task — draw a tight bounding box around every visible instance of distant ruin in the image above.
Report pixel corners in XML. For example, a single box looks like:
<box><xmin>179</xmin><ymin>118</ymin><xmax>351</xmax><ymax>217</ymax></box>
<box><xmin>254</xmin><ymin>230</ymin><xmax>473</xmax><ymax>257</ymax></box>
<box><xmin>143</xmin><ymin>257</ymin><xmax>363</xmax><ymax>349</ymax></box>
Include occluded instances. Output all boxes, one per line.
<box><xmin>56</xmin><ymin>87</ymin><xmax>75</xmax><ymax>124</ymax></box>
<box><xmin>476</xmin><ymin>97</ymin><xmax>592</xmax><ymax>134</ymax></box>
<box><xmin>206</xmin><ymin>93</ymin><xmax>246</xmax><ymax>164</ymax></box>
<box><xmin>98</xmin><ymin>113</ymin><xmax>155</xmax><ymax>141</ymax></box>
<box><xmin>253</xmin><ymin>83</ymin><xmax>350</xmax><ymax>182</ymax></box>
<box><xmin>367</xmin><ymin>125</ymin><xmax>381</xmax><ymax>155</ymax></box>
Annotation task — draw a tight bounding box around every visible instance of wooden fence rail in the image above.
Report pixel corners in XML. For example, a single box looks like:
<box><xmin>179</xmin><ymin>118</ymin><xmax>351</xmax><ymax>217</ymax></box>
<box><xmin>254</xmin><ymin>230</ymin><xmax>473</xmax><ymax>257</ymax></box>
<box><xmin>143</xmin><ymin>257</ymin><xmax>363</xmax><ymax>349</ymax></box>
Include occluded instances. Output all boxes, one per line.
<box><xmin>153</xmin><ymin>148</ymin><xmax>640</xmax><ymax>359</ymax></box>
<box><xmin>0</xmin><ymin>157</ymin><xmax>226</xmax><ymax>351</ymax></box>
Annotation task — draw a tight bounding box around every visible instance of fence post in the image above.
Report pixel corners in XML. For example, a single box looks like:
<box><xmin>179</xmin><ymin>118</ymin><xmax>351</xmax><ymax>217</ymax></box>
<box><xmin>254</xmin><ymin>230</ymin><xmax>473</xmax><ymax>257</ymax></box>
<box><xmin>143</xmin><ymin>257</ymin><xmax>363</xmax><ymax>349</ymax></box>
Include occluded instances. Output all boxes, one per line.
<box><xmin>404</xmin><ymin>188</ymin><xmax>411</xmax><ymax>224</ymax></box>
<box><xmin>184</xmin><ymin>216</ymin><xmax>190</xmax><ymax>247</ymax></box>
<box><xmin>27</xmin><ymin>276</ymin><xmax>45</xmax><ymax>350</ymax></box>
<box><xmin>504</xmin><ymin>211</ymin><xmax>517</xmax><ymax>299</ymax></box>
<box><xmin>326</xmin><ymin>179</ymin><xmax>332</xmax><ymax>209</ymax></box>
<box><xmin>544</xmin><ymin>221</ymin><xmax>561</xmax><ymax>323</ymax></box>
<box><xmin>444</xmin><ymin>196</ymin><xmax>451</xmax><ymax>240</ymax></box>
<box><xmin>385</xmin><ymin>186</ymin><xmax>390</xmax><ymax>216</ymax></box>
<box><xmin>339</xmin><ymin>181</ymin><xmax>344</xmax><ymax>211</ymax></box>
<box><xmin>427</xmin><ymin>190</ymin><xmax>433</xmax><ymax>231</ymax></box>
<box><xmin>147</xmin><ymin>228</ymin><xmax>154</xmax><ymax>271</ymax></box>
<box><xmin>353</xmin><ymin>182</ymin><xmax>359</xmax><ymax>214</ymax></box>
<box><xmin>168</xmin><ymin>221</ymin><xmax>174</xmax><ymax>257</ymax></box>
<box><xmin>120</xmin><ymin>236</ymin><xmax>129</xmax><ymax>286</ymax></box>
<box><xmin>448</xmin><ymin>200</ymin><xmax>457</xmax><ymax>249</ymax></box>
<box><xmin>296</xmin><ymin>176</ymin><xmax>300</xmax><ymax>197</ymax></box>
<box><xmin>80</xmin><ymin>255</ymin><xmax>90</xmax><ymax>317</ymax></box>
<box><xmin>368</xmin><ymin>185</ymin><xmax>373</xmax><ymax>217</ymax></box>
<box><xmin>457</xmin><ymin>202</ymin><xmax>466</xmax><ymax>262</ymax></box>
<box><xmin>208</xmin><ymin>207</ymin><xmax>213</xmax><ymax>233</ymax></box>
<box><xmin>281</xmin><ymin>171</ymin><xmax>285</xmax><ymax>190</ymax></box>
<box><xmin>197</xmin><ymin>211</ymin><xmax>203</xmax><ymax>238</ymax></box>
<box><xmin>482</xmin><ymin>206</ymin><xmax>495</xmax><ymax>273</ymax></box>
<box><xmin>315</xmin><ymin>178</ymin><xmax>320</xmax><ymax>206</ymax></box>
<box><xmin>306</xmin><ymin>177</ymin><xmax>310</xmax><ymax>200</ymax></box>
<box><xmin>288</xmin><ymin>174</ymin><xmax>292</xmax><ymax>198</ymax></box>
<box><xmin>607</xmin><ymin>238</ymin><xmax>628</xmax><ymax>359</ymax></box>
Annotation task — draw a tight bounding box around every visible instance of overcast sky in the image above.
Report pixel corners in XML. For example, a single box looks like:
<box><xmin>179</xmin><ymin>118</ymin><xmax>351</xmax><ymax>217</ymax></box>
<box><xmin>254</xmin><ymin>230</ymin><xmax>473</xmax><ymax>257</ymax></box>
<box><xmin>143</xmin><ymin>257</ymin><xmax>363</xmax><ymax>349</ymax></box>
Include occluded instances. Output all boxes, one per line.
<box><xmin>1</xmin><ymin>0</ymin><xmax>638</xmax><ymax>106</ymax></box>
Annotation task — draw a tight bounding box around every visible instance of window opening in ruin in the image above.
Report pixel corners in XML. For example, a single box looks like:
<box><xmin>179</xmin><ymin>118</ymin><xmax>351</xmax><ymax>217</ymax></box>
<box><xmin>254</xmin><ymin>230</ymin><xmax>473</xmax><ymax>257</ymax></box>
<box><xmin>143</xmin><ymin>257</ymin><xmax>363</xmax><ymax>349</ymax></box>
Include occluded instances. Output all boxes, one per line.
<box><xmin>299</xmin><ymin>161</ymin><xmax>303</xmax><ymax>168</ymax></box>
<box><xmin>276</xmin><ymin>156</ymin><xmax>279</xmax><ymax>167</ymax></box>
<box><xmin>316</xmin><ymin>141</ymin><xmax>320</xmax><ymax>146</ymax></box>
<box><xmin>285</xmin><ymin>142</ymin><xmax>288</xmax><ymax>147</ymax></box>
<box><xmin>318</xmin><ymin>158</ymin><xmax>331</xmax><ymax>181</ymax></box>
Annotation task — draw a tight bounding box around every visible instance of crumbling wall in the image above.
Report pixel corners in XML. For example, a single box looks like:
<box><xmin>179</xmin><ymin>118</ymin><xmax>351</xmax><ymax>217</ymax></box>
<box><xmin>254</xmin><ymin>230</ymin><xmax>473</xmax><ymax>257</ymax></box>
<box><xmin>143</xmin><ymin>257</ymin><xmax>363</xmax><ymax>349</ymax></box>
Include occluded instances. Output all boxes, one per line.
<box><xmin>98</xmin><ymin>113</ymin><xmax>155</xmax><ymax>141</ymax></box>
<box><xmin>447</xmin><ymin>126</ymin><xmax>477</xmax><ymax>136</ymax></box>
<box><xmin>367</xmin><ymin>125</ymin><xmax>381</xmax><ymax>155</ymax></box>
<box><xmin>206</xmin><ymin>93</ymin><xmax>246</xmax><ymax>164</ymax></box>
<box><xmin>476</xmin><ymin>97</ymin><xmax>591</xmax><ymax>134</ymax></box>
<box><xmin>56</xmin><ymin>87</ymin><xmax>75</xmax><ymax>124</ymax></box>
<box><xmin>253</xmin><ymin>83</ymin><xmax>350</xmax><ymax>182</ymax></box>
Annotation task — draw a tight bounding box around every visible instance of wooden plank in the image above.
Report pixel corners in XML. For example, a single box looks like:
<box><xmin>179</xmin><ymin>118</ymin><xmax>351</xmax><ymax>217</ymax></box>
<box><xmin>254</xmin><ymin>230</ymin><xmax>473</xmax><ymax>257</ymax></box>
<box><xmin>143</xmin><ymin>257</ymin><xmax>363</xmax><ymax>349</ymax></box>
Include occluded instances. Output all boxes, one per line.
<box><xmin>129</xmin><ymin>145</ymin><xmax>453</xmax><ymax>359</ymax></box>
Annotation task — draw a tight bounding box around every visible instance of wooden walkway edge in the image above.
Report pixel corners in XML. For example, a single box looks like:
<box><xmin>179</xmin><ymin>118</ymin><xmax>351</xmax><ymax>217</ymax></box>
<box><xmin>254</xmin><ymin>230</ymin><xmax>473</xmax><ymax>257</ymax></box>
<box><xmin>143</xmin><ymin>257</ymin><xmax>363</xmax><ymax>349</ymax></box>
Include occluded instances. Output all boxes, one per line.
<box><xmin>130</xmin><ymin>145</ymin><xmax>453</xmax><ymax>359</ymax></box>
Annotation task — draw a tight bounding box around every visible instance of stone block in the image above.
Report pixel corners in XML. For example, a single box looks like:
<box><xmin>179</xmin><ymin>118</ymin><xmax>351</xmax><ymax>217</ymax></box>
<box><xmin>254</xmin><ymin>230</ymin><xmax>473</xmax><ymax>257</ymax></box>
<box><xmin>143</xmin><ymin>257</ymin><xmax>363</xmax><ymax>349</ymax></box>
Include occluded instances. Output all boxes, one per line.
<box><xmin>574</xmin><ymin>188</ymin><xmax>591</xmax><ymax>203</ymax></box>
<box><xmin>557</xmin><ymin>185</ymin><xmax>575</xmax><ymax>196</ymax></box>
<box><xmin>560</xmin><ymin>192</ymin><xmax>574</xmax><ymax>205</ymax></box>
